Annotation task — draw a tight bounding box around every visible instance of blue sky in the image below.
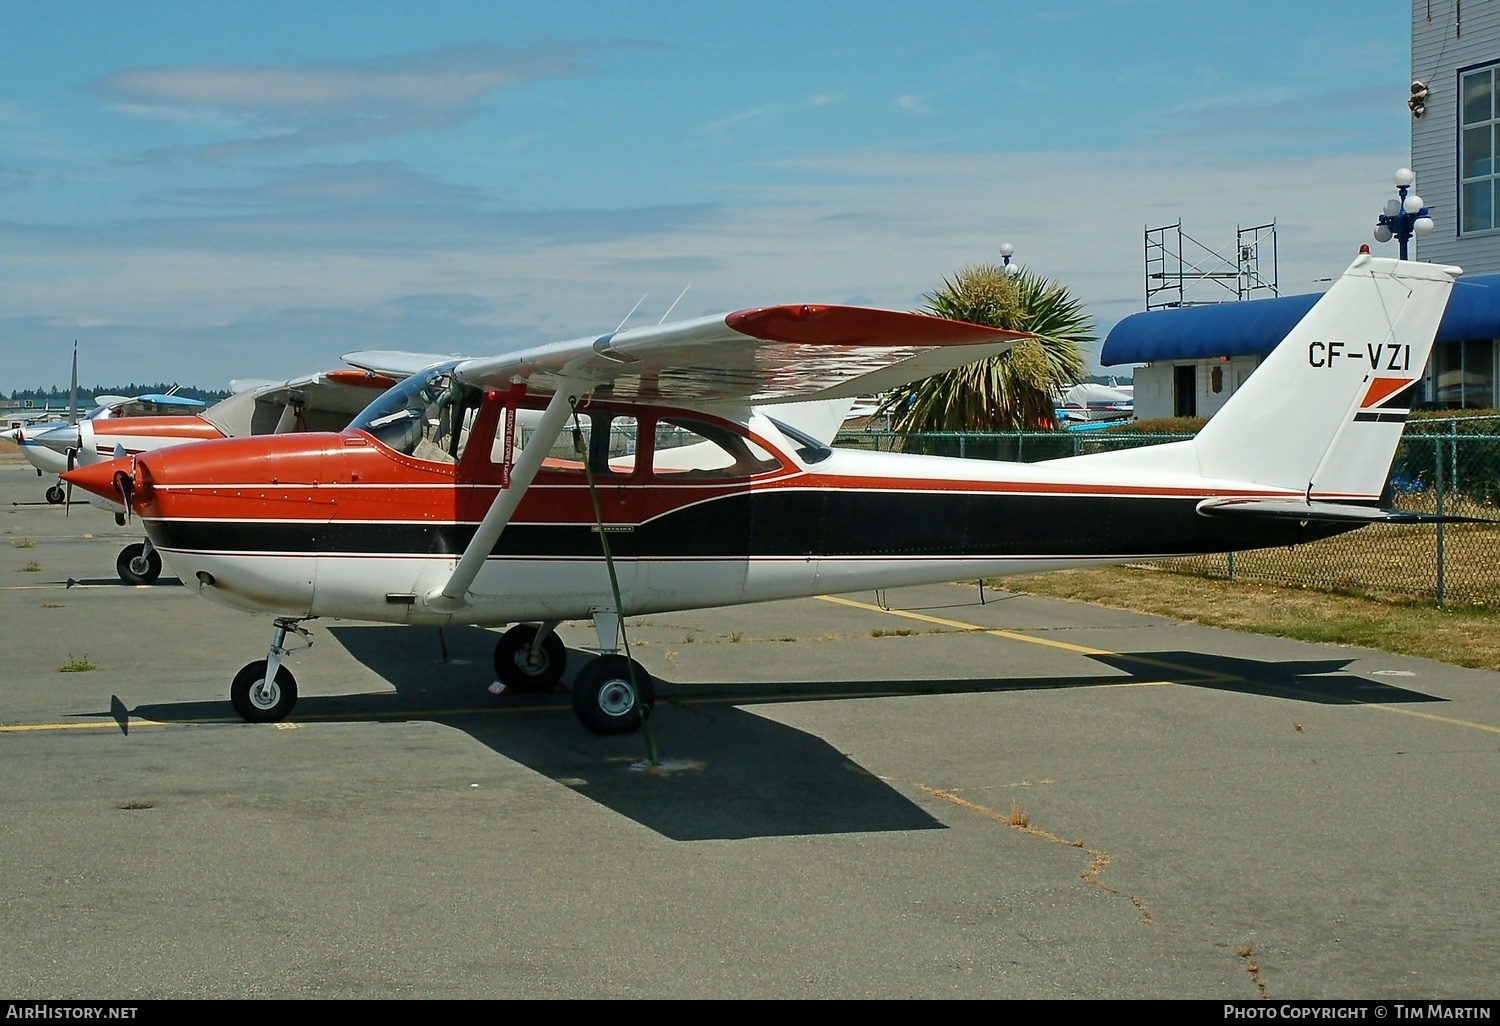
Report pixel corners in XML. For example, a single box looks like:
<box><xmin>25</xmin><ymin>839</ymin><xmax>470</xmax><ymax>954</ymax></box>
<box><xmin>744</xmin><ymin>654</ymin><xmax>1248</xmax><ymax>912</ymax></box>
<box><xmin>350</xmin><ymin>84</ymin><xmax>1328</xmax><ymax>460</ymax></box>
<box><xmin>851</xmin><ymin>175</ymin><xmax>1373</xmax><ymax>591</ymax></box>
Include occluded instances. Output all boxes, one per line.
<box><xmin>0</xmin><ymin>1</ymin><xmax>1413</xmax><ymax>388</ymax></box>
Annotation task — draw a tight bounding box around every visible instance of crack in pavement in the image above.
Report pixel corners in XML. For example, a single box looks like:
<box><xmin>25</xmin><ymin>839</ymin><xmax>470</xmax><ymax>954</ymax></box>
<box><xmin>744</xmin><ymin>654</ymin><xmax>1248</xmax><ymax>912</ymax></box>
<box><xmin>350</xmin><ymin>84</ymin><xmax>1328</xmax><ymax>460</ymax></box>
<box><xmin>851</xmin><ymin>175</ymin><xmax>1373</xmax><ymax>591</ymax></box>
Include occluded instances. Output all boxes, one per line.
<box><xmin>892</xmin><ymin>776</ymin><xmax>1154</xmax><ymax>927</ymax></box>
<box><xmin>1235</xmin><ymin>944</ymin><xmax>1271</xmax><ymax>999</ymax></box>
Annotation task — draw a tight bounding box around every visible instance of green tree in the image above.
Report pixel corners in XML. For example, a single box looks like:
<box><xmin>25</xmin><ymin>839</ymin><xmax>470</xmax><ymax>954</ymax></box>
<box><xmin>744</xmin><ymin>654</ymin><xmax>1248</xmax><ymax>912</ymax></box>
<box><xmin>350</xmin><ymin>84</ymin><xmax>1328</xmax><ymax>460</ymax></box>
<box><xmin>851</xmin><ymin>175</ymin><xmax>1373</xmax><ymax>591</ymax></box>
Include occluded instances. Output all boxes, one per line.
<box><xmin>877</xmin><ymin>264</ymin><xmax>1094</xmax><ymax>431</ymax></box>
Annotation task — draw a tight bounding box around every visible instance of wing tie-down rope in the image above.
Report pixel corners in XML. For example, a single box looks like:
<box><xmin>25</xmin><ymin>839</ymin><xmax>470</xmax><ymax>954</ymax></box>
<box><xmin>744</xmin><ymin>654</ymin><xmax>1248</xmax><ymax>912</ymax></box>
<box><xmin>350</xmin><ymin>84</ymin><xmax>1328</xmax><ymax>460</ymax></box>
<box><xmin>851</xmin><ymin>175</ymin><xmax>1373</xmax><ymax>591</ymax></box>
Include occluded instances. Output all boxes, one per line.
<box><xmin>571</xmin><ymin>398</ymin><xmax>660</xmax><ymax>766</ymax></box>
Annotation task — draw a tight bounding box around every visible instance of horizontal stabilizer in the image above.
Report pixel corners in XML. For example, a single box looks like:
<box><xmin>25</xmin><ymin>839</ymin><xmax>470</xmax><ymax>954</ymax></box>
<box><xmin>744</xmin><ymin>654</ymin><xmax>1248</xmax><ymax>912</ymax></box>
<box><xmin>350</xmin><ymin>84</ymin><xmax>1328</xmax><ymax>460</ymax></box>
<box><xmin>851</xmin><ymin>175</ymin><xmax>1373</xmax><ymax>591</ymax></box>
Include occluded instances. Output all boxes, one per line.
<box><xmin>1196</xmin><ymin>498</ymin><xmax>1491</xmax><ymax>525</ymax></box>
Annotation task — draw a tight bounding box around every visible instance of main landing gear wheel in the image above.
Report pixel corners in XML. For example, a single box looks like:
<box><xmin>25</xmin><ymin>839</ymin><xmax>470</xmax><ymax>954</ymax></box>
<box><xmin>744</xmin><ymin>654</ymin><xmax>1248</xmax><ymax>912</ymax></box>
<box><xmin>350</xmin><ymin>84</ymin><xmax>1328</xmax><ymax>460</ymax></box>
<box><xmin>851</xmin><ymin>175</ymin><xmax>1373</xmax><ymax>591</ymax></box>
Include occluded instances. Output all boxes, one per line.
<box><xmin>45</xmin><ymin>485</ymin><xmax>64</xmax><ymax>505</ymax></box>
<box><xmin>493</xmin><ymin>624</ymin><xmax>567</xmax><ymax>693</ymax></box>
<box><xmin>116</xmin><ymin>542</ymin><xmax>162</xmax><ymax>585</ymax></box>
<box><xmin>571</xmin><ymin>655</ymin><xmax>655</xmax><ymax>735</ymax></box>
<box><xmin>230</xmin><ymin>660</ymin><xmax>298</xmax><ymax>723</ymax></box>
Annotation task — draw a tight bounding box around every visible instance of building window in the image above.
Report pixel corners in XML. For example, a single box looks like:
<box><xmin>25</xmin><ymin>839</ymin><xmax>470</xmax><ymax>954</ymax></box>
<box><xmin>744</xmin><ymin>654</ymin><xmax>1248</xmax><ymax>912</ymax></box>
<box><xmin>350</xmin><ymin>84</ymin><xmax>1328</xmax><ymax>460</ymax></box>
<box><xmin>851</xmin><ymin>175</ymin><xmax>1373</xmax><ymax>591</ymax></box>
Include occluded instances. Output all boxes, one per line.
<box><xmin>1460</xmin><ymin>64</ymin><xmax>1500</xmax><ymax>235</ymax></box>
<box><xmin>1429</xmin><ymin>339</ymin><xmax>1496</xmax><ymax>409</ymax></box>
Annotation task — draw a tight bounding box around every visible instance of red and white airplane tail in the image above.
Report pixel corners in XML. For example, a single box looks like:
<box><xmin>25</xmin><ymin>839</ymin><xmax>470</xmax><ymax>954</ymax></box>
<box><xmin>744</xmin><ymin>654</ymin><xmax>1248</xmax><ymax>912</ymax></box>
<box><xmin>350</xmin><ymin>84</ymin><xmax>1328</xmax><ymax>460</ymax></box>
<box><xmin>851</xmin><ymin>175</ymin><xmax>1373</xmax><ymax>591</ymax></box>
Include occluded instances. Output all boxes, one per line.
<box><xmin>1063</xmin><ymin>253</ymin><xmax>1459</xmax><ymax>507</ymax></box>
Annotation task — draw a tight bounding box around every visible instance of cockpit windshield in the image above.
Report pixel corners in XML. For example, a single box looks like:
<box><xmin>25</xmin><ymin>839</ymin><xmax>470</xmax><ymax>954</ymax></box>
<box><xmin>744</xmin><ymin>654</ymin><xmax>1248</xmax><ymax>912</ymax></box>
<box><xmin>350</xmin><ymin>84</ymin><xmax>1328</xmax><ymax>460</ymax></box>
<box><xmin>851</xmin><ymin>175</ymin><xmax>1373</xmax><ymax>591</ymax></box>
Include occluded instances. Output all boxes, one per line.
<box><xmin>350</xmin><ymin>362</ymin><xmax>482</xmax><ymax>463</ymax></box>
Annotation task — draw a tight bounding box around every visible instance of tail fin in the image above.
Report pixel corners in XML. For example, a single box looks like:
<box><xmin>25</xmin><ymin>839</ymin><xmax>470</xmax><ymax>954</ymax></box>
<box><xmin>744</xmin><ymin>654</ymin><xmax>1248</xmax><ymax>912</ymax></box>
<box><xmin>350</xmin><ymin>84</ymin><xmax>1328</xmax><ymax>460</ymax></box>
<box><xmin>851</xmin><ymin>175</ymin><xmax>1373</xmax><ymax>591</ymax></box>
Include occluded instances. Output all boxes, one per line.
<box><xmin>1190</xmin><ymin>254</ymin><xmax>1458</xmax><ymax>498</ymax></box>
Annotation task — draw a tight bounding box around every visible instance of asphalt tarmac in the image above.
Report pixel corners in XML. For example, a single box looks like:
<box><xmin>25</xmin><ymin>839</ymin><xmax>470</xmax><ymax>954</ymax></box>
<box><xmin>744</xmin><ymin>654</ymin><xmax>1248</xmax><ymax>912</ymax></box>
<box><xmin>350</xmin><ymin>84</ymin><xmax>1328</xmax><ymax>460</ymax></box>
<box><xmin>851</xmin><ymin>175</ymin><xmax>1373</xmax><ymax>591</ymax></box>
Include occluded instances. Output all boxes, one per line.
<box><xmin>0</xmin><ymin>462</ymin><xmax>1496</xmax><ymax>999</ymax></box>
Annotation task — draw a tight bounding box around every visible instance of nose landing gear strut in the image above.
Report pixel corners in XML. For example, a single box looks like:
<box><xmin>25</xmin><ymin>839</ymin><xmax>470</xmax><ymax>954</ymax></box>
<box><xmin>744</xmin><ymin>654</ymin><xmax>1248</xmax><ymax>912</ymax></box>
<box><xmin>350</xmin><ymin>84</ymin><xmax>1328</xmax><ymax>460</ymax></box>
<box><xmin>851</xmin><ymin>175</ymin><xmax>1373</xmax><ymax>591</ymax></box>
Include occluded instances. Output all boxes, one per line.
<box><xmin>230</xmin><ymin>618</ymin><xmax>312</xmax><ymax>723</ymax></box>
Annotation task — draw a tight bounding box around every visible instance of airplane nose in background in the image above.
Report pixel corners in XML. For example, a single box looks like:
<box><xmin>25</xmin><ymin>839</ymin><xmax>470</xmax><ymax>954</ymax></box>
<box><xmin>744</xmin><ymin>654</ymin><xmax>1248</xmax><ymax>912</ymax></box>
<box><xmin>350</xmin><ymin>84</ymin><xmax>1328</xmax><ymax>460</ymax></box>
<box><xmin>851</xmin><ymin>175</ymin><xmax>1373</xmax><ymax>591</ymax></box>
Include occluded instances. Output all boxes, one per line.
<box><xmin>33</xmin><ymin>425</ymin><xmax>82</xmax><ymax>455</ymax></box>
<box><xmin>61</xmin><ymin>457</ymin><xmax>127</xmax><ymax>504</ymax></box>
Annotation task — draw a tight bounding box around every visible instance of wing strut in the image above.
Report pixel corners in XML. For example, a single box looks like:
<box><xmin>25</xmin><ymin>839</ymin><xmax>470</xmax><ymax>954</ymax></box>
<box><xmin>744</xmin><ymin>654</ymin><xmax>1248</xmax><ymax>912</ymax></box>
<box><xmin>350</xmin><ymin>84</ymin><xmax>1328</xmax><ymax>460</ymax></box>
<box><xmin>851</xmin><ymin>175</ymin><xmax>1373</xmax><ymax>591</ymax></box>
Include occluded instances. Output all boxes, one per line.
<box><xmin>425</xmin><ymin>382</ymin><xmax>585</xmax><ymax>612</ymax></box>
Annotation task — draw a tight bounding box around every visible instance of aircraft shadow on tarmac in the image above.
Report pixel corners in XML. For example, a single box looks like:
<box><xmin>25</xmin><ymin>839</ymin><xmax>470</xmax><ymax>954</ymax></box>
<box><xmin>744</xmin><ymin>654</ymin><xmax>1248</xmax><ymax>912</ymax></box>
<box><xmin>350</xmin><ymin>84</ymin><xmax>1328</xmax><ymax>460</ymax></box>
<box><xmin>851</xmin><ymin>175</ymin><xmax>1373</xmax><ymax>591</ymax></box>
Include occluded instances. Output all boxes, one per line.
<box><xmin>1095</xmin><ymin>650</ymin><xmax>1445</xmax><ymax>704</ymax></box>
<box><xmin>120</xmin><ymin>626</ymin><xmax>1445</xmax><ymax>842</ymax></box>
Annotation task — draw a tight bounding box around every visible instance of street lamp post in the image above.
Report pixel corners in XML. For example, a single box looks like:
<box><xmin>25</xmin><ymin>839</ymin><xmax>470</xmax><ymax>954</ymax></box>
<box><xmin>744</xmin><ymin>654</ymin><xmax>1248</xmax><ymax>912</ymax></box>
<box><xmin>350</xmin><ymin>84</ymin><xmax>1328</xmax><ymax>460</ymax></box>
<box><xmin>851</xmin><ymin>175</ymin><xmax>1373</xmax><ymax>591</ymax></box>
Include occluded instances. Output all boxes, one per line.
<box><xmin>1373</xmin><ymin>167</ymin><xmax>1435</xmax><ymax>260</ymax></box>
<box><xmin>999</xmin><ymin>242</ymin><xmax>1020</xmax><ymax>277</ymax></box>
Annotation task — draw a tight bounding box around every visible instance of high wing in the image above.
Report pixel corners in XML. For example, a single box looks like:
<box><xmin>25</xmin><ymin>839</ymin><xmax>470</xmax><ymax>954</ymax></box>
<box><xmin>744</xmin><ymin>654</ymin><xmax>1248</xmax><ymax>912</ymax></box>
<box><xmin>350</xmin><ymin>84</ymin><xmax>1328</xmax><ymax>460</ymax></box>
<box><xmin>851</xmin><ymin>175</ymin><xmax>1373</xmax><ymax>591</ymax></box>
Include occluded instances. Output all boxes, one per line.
<box><xmin>451</xmin><ymin>305</ymin><xmax>1029</xmax><ymax>406</ymax></box>
<box><xmin>423</xmin><ymin>305</ymin><xmax>1027</xmax><ymax>612</ymax></box>
<box><xmin>343</xmin><ymin>350</ymin><xmax>465</xmax><ymax>378</ymax></box>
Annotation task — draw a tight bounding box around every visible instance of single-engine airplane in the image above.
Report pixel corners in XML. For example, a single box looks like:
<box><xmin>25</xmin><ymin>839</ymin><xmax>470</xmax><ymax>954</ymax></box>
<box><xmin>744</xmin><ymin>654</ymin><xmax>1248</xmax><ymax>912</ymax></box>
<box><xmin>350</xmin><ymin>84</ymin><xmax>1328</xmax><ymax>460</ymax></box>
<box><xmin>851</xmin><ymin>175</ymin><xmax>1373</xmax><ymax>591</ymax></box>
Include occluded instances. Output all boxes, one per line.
<box><xmin>66</xmin><ymin>253</ymin><xmax>1469</xmax><ymax>736</ymax></box>
<box><xmin>20</xmin><ymin>393</ymin><xmax>208</xmax><ymax>500</ymax></box>
<box><xmin>35</xmin><ymin>354</ymin><xmax>443</xmax><ymax>583</ymax></box>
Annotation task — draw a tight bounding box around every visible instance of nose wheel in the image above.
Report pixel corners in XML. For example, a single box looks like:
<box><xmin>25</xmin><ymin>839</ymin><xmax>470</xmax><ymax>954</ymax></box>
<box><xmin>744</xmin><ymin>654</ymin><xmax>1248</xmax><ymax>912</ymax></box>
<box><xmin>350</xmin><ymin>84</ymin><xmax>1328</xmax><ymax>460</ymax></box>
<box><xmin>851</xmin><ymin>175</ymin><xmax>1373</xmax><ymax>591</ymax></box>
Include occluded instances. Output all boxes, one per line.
<box><xmin>116</xmin><ymin>541</ymin><xmax>162</xmax><ymax>585</ymax></box>
<box><xmin>230</xmin><ymin>661</ymin><xmax>299</xmax><ymax>723</ymax></box>
<box><xmin>230</xmin><ymin>618</ymin><xmax>312</xmax><ymax>723</ymax></box>
<box><xmin>45</xmin><ymin>484</ymin><xmax>65</xmax><ymax>505</ymax></box>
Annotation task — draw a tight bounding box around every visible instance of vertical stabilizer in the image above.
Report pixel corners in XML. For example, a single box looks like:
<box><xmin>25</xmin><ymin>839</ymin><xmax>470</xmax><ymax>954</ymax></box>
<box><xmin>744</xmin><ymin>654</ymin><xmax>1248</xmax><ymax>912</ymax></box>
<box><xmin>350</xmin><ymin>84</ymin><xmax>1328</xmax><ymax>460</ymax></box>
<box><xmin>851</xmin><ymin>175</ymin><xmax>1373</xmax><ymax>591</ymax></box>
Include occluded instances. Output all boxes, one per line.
<box><xmin>1190</xmin><ymin>254</ymin><xmax>1458</xmax><ymax>498</ymax></box>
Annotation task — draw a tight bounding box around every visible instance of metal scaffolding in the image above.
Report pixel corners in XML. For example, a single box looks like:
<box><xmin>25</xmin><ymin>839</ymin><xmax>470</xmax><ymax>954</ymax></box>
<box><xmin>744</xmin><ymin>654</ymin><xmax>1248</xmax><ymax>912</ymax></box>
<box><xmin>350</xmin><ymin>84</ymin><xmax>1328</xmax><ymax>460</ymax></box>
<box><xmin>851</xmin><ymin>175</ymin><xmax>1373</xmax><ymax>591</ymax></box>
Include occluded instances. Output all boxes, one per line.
<box><xmin>1144</xmin><ymin>220</ymin><xmax>1278</xmax><ymax>310</ymax></box>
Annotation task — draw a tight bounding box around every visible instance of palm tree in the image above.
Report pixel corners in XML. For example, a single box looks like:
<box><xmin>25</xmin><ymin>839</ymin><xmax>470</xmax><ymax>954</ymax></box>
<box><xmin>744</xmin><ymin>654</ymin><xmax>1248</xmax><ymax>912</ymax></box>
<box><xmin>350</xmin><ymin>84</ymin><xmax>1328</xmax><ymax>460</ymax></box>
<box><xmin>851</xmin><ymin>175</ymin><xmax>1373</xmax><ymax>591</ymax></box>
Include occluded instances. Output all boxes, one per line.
<box><xmin>877</xmin><ymin>264</ymin><xmax>1094</xmax><ymax>432</ymax></box>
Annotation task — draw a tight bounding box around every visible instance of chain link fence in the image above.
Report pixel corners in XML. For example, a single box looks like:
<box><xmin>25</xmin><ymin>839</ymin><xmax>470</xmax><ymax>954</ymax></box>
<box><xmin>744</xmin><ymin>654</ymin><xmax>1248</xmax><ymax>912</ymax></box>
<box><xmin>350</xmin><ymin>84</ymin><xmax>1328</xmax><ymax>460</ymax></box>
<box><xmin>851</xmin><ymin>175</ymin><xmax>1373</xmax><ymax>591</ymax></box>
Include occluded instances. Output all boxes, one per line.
<box><xmin>833</xmin><ymin>418</ymin><xmax>1500</xmax><ymax>607</ymax></box>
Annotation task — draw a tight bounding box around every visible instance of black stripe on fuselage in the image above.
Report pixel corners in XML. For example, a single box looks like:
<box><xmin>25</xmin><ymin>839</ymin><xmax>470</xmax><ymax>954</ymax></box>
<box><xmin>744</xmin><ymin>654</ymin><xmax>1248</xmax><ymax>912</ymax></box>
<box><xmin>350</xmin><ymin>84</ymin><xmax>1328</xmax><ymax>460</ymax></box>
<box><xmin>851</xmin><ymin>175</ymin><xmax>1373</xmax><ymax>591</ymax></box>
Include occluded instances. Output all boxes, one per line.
<box><xmin>146</xmin><ymin>489</ymin><xmax>1358</xmax><ymax>559</ymax></box>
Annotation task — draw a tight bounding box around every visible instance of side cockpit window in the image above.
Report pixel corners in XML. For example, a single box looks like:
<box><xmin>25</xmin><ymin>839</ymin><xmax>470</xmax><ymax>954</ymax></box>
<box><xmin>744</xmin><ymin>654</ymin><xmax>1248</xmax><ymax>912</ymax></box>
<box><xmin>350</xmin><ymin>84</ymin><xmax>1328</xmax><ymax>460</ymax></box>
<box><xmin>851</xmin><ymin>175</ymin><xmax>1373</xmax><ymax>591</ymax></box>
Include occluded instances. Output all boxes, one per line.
<box><xmin>492</xmin><ymin>410</ymin><xmax>639</xmax><ymax>477</ymax></box>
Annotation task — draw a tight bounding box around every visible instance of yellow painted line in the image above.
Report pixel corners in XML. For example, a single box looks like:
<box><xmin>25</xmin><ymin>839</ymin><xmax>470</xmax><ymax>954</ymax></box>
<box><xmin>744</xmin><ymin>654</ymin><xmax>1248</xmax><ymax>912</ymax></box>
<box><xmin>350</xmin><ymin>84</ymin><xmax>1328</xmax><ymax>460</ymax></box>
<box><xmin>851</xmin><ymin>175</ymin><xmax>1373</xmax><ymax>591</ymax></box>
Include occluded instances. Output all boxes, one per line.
<box><xmin>817</xmin><ymin>594</ymin><xmax>1500</xmax><ymax>735</ymax></box>
<box><xmin>0</xmin><ymin>718</ymin><xmax>167</xmax><ymax>733</ymax></box>
<box><xmin>1363</xmin><ymin>703</ymin><xmax>1500</xmax><ymax>735</ymax></box>
<box><xmin>818</xmin><ymin>594</ymin><xmax>1114</xmax><ymax>656</ymax></box>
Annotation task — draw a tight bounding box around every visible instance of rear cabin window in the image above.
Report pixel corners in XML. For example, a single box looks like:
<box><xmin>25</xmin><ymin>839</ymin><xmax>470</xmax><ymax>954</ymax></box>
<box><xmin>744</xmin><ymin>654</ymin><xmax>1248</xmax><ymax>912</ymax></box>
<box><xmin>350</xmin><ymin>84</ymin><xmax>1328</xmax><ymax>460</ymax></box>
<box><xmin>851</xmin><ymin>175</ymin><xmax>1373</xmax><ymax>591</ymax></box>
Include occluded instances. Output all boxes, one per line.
<box><xmin>652</xmin><ymin>418</ymin><xmax>780</xmax><ymax>480</ymax></box>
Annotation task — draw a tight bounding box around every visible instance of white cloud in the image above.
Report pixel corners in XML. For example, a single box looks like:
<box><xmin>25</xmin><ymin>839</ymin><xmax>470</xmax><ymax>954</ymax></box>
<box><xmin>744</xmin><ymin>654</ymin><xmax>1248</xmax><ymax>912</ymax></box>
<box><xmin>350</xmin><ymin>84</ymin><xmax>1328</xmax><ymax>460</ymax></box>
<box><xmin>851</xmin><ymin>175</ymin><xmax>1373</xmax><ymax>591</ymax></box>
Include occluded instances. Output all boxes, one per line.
<box><xmin>0</xmin><ymin>147</ymin><xmax>1410</xmax><ymax>385</ymax></box>
<box><xmin>93</xmin><ymin>41</ymin><xmax>657</xmax><ymax>160</ymax></box>
<box><xmin>706</xmin><ymin>104</ymin><xmax>780</xmax><ymax>134</ymax></box>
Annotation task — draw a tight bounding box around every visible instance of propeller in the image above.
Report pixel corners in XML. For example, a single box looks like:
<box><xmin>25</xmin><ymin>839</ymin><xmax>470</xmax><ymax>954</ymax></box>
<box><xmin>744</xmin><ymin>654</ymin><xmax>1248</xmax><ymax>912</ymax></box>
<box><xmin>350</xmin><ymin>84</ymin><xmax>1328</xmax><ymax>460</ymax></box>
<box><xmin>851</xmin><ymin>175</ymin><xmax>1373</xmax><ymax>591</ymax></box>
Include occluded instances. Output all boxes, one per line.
<box><xmin>114</xmin><ymin>468</ymin><xmax>134</xmax><ymax>525</ymax></box>
<box><xmin>64</xmin><ymin>447</ymin><xmax>77</xmax><ymax>515</ymax></box>
<box><xmin>111</xmin><ymin>445</ymin><xmax>128</xmax><ymax>522</ymax></box>
<box><xmin>68</xmin><ymin>342</ymin><xmax>78</xmax><ymax>427</ymax></box>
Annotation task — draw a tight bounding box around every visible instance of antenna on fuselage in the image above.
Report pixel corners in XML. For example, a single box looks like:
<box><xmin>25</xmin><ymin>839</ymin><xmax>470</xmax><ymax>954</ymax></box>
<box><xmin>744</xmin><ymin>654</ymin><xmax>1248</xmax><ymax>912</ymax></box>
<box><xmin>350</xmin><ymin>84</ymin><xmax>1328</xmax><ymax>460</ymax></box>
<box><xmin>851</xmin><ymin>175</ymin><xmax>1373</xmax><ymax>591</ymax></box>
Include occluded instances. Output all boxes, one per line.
<box><xmin>658</xmin><ymin>284</ymin><xmax>692</xmax><ymax>324</ymax></box>
<box><xmin>614</xmin><ymin>293</ymin><xmax>648</xmax><ymax>334</ymax></box>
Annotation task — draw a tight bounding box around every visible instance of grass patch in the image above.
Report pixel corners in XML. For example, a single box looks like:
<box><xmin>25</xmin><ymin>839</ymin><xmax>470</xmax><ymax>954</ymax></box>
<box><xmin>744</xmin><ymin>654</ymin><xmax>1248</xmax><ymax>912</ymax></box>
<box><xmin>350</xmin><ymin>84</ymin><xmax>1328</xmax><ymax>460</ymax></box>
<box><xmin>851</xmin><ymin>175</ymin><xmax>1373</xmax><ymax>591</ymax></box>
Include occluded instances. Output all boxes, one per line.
<box><xmin>872</xmin><ymin>628</ymin><xmax>920</xmax><ymax>638</ymax></box>
<box><xmin>997</xmin><ymin>566</ymin><xmax>1500</xmax><ymax>671</ymax></box>
<box><xmin>12</xmin><ymin>537</ymin><xmax>34</xmax><ymax>549</ymax></box>
<box><xmin>18</xmin><ymin>560</ymin><xmax>39</xmax><ymax>573</ymax></box>
<box><xmin>58</xmin><ymin>654</ymin><xmax>96</xmax><ymax>673</ymax></box>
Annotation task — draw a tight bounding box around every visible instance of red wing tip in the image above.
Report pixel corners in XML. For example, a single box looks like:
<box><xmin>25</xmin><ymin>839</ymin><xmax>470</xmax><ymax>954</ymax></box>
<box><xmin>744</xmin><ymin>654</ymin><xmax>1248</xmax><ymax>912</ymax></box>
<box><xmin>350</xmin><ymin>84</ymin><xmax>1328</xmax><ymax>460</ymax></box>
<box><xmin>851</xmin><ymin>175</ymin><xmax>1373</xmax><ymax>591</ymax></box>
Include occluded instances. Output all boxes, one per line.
<box><xmin>725</xmin><ymin>305</ymin><xmax>1030</xmax><ymax>346</ymax></box>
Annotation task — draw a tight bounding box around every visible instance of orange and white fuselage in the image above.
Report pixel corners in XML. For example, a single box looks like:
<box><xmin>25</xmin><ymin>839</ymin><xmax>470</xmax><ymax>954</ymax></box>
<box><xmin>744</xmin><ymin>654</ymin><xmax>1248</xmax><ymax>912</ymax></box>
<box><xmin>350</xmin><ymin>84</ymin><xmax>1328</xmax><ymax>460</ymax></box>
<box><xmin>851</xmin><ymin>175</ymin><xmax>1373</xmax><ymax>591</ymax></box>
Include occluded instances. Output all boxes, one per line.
<box><xmin>69</xmin><ymin>399</ymin><xmax>1343</xmax><ymax>628</ymax></box>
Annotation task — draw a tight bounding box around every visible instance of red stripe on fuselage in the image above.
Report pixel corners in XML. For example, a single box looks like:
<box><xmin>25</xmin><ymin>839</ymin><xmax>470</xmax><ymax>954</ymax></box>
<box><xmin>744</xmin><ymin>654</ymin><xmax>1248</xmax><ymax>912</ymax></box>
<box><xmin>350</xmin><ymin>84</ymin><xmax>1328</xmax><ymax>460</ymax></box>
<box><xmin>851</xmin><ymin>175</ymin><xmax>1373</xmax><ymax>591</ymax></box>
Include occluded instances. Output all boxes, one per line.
<box><xmin>91</xmin><ymin>416</ymin><xmax>224</xmax><ymax>441</ymax></box>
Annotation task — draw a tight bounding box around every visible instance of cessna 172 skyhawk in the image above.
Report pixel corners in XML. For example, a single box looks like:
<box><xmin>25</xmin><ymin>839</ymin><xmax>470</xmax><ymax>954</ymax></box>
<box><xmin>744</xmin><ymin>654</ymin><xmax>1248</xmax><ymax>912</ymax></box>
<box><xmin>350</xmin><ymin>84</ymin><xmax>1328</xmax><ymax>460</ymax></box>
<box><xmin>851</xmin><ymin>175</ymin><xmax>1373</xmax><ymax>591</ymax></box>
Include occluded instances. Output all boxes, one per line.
<box><xmin>65</xmin><ymin>253</ymin><xmax>1463</xmax><ymax>736</ymax></box>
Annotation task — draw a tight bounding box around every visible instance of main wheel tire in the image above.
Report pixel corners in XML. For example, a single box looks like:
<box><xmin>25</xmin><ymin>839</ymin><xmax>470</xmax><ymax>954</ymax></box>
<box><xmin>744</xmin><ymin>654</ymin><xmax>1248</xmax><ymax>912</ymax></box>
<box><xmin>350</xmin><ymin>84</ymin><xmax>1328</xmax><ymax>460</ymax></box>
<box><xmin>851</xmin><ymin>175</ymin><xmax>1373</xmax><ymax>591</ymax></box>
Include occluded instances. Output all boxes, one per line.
<box><xmin>493</xmin><ymin>624</ymin><xmax>568</xmax><ymax>694</ymax></box>
<box><xmin>571</xmin><ymin>655</ymin><xmax>655</xmax><ymax>735</ymax></box>
<box><xmin>116</xmin><ymin>543</ymin><xmax>162</xmax><ymax>585</ymax></box>
<box><xmin>230</xmin><ymin>661</ymin><xmax>298</xmax><ymax>723</ymax></box>
<box><xmin>45</xmin><ymin>484</ymin><xmax>65</xmax><ymax>505</ymax></box>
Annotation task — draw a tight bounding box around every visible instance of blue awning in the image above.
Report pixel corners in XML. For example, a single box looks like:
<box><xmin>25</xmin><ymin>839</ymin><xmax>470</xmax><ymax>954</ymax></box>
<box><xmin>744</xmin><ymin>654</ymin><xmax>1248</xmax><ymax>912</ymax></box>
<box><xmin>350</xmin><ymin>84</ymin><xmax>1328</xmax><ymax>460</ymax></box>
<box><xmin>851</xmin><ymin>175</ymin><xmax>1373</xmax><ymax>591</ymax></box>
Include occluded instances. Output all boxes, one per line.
<box><xmin>1101</xmin><ymin>272</ymin><xmax>1500</xmax><ymax>366</ymax></box>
